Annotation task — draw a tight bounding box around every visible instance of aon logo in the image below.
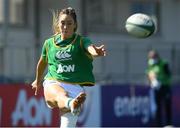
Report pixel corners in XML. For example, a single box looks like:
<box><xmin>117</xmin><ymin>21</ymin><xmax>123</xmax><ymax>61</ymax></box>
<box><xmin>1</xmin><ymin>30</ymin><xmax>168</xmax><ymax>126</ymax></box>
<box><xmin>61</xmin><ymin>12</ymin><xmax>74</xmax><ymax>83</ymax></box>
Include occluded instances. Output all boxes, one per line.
<box><xmin>57</xmin><ymin>64</ymin><xmax>75</xmax><ymax>73</ymax></box>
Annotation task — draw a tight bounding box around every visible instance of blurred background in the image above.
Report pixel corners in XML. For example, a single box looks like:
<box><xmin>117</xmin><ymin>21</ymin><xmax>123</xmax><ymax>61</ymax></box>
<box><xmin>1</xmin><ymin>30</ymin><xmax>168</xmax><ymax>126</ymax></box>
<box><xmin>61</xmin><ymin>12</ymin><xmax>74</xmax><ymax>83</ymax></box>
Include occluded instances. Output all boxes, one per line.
<box><xmin>0</xmin><ymin>0</ymin><xmax>180</xmax><ymax>127</ymax></box>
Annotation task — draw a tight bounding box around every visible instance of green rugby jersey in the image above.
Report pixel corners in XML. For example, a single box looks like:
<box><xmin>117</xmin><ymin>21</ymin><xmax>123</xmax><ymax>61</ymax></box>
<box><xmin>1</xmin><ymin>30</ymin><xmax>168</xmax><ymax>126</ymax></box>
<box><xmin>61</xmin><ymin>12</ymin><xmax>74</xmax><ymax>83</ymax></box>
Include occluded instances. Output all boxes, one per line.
<box><xmin>41</xmin><ymin>33</ymin><xmax>95</xmax><ymax>86</ymax></box>
<box><xmin>147</xmin><ymin>59</ymin><xmax>171</xmax><ymax>86</ymax></box>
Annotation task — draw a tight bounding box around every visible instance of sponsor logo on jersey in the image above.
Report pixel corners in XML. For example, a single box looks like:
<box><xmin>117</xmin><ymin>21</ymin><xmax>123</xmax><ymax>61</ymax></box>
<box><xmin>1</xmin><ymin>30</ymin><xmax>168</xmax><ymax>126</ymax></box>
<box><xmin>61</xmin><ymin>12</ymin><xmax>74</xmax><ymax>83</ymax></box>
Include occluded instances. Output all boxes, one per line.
<box><xmin>55</xmin><ymin>51</ymin><xmax>71</xmax><ymax>61</ymax></box>
<box><xmin>57</xmin><ymin>64</ymin><xmax>75</xmax><ymax>73</ymax></box>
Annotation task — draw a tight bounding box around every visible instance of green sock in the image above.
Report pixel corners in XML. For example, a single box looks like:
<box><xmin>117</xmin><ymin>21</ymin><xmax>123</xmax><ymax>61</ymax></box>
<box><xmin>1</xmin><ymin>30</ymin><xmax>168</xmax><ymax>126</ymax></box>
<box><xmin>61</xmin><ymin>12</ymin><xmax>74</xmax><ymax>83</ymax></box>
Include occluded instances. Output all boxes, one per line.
<box><xmin>65</xmin><ymin>98</ymin><xmax>73</xmax><ymax>109</ymax></box>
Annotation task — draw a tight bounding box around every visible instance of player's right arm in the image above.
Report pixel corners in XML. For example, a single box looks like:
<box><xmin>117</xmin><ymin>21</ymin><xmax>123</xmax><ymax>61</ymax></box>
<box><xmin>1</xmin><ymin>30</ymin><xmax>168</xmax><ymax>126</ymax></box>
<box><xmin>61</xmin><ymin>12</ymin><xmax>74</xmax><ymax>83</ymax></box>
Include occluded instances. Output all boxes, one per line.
<box><xmin>32</xmin><ymin>40</ymin><xmax>48</xmax><ymax>95</ymax></box>
<box><xmin>32</xmin><ymin>56</ymin><xmax>47</xmax><ymax>95</ymax></box>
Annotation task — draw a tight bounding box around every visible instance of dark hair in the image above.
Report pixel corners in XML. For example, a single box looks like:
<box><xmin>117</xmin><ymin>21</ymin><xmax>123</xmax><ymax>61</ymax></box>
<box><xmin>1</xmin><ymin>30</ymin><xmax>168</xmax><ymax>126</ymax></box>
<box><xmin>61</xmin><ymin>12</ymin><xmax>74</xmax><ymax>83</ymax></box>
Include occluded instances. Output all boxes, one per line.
<box><xmin>52</xmin><ymin>7</ymin><xmax>77</xmax><ymax>35</ymax></box>
<box><xmin>148</xmin><ymin>49</ymin><xmax>160</xmax><ymax>59</ymax></box>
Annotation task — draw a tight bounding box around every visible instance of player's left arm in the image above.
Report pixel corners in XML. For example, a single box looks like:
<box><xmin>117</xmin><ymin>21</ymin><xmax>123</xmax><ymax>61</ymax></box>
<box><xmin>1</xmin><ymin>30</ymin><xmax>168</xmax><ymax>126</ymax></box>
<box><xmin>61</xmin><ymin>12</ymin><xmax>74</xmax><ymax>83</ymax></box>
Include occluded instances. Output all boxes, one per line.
<box><xmin>82</xmin><ymin>37</ymin><xmax>106</xmax><ymax>57</ymax></box>
<box><xmin>87</xmin><ymin>44</ymin><xmax>106</xmax><ymax>57</ymax></box>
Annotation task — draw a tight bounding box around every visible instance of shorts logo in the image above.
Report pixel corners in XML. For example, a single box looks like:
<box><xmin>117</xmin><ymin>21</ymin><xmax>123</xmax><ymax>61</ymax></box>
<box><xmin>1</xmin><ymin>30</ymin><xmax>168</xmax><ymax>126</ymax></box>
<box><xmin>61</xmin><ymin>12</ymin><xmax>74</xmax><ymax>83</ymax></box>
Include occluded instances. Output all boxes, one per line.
<box><xmin>57</xmin><ymin>64</ymin><xmax>75</xmax><ymax>73</ymax></box>
<box><xmin>55</xmin><ymin>51</ymin><xmax>71</xmax><ymax>60</ymax></box>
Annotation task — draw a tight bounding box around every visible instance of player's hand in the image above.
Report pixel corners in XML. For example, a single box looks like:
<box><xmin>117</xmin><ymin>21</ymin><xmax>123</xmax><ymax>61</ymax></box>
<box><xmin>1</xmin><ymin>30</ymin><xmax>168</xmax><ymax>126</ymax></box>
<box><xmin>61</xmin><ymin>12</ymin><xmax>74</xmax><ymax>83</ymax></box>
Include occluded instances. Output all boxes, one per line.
<box><xmin>91</xmin><ymin>44</ymin><xmax>106</xmax><ymax>57</ymax></box>
<box><xmin>31</xmin><ymin>80</ymin><xmax>41</xmax><ymax>96</ymax></box>
<box><xmin>148</xmin><ymin>71</ymin><xmax>157</xmax><ymax>81</ymax></box>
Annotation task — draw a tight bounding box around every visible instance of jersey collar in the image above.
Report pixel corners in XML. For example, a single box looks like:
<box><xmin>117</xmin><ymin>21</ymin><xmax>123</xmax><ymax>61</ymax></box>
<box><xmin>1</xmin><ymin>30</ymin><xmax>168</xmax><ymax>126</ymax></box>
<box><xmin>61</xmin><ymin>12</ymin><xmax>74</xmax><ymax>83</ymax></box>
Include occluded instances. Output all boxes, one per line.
<box><xmin>55</xmin><ymin>34</ymin><xmax>76</xmax><ymax>45</ymax></box>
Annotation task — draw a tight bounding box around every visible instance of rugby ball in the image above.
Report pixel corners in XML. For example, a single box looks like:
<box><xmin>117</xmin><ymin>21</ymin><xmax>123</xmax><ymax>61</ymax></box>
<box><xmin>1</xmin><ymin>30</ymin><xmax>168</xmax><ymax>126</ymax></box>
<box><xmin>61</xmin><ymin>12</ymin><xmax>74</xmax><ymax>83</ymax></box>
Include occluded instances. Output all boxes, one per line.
<box><xmin>125</xmin><ymin>13</ymin><xmax>156</xmax><ymax>38</ymax></box>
